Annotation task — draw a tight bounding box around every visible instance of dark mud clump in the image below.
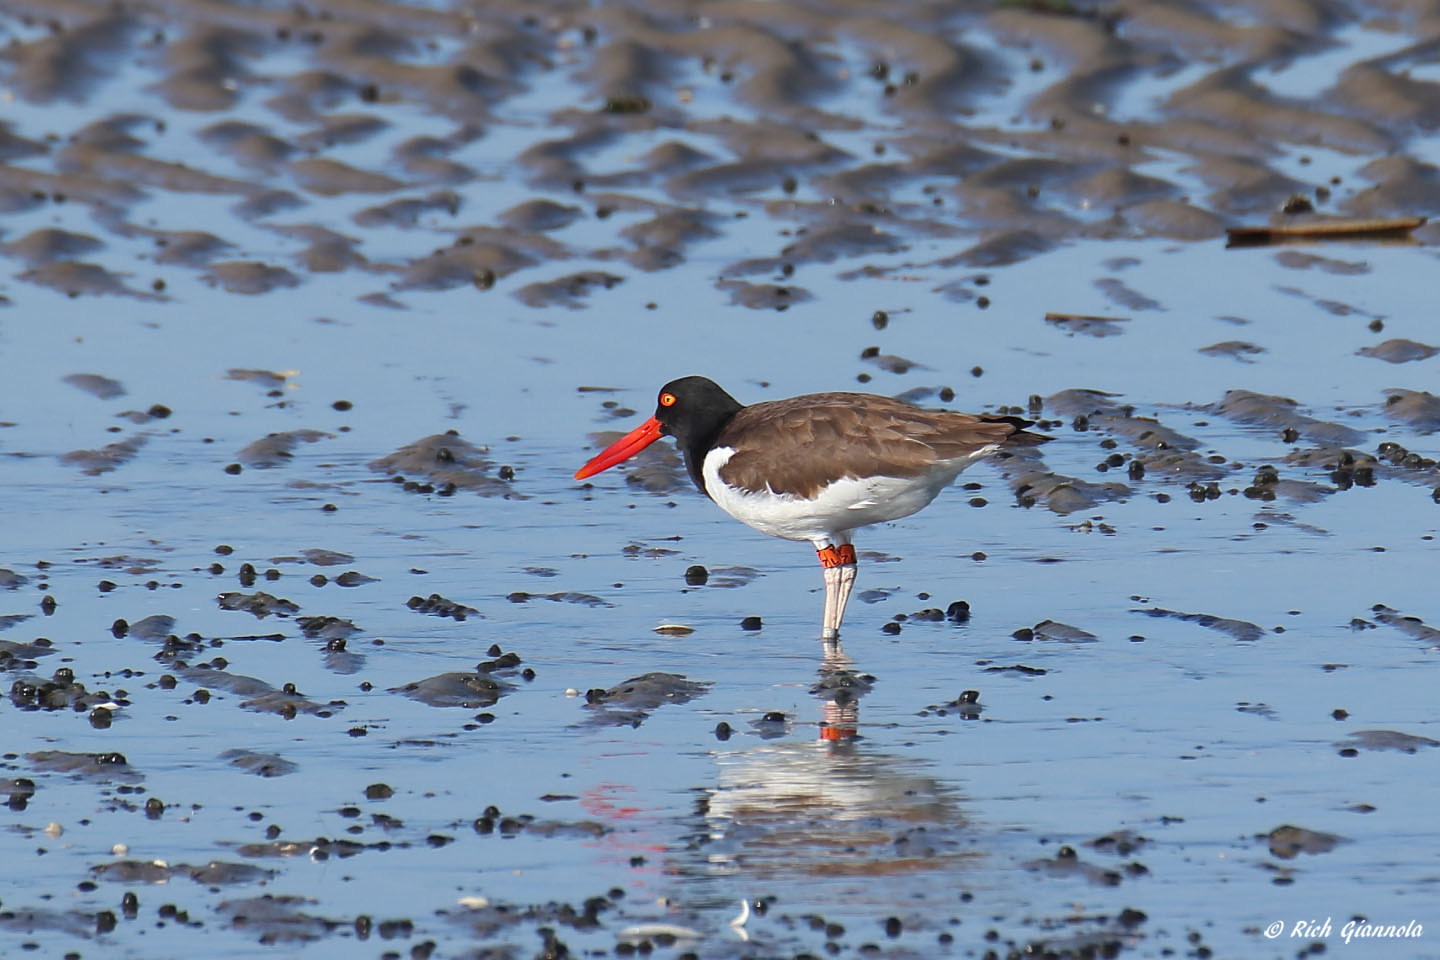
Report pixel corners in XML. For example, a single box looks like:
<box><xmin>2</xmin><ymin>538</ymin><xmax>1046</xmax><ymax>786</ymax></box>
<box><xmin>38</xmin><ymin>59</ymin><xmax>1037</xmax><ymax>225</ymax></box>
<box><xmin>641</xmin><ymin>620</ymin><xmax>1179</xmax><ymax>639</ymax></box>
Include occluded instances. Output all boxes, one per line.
<box><xmin>1045</xmin><ymin>312</ymin><xmax>1129</xmax><ymax>338</ymax></box>
<box><xmin>407</xmin><ymin>594</ymin><xmax>480</xmax><ymax>620</ymax></box>
<box><xmin>26</xmin><ymin>750</ymin><xmax>142</xmax><ymax>783</ymax></box>
<box><xmin>506</xmin><ymin>591</ymin><xmax>612</xmax><ymax>608</ymax></box>
<box><xmin>61</xmin><ymin>372</ymin><xmax>125</xmax><ymax>398</ymax></box>
<box><xmin>1264</xmin><ymin>824</ymin><xmax>1344</xmax><ymax>859</ymax></box>
<box><xmin>215</xmin><ymin>894</ymin><xmax>345</xmax><ymax>944</ymax></box>
<box><xmin>1209</xmin><ymin>390</ymin><xmax>1364</xmax><ymax>446</ymax></box>
<box><xmin>319</xmin><ymin>637</ymin><xmax>364</xmax><ymax>675</ymax></box>
<box><xmin>235</xmin><ymin>837</ymin><xmax>386</xmax><ymax>861</ymax></box>
<box><xmin>1133</xmin><ymin>606</ymin><xmax>1266</xmax><ymax>642</ymax></box>
<box><xmin>1089</xmin><ymin>830</ymin><xmax>1149</xmax><ymax>857</ymax></box>
<box><xmin>1198</xmin><ymin>340</ymin><xmax>1265</xmax><ymax>362</ymax></box>
<box><xmin>1356</xmin><ymin>338</ymin><xmax>1439</xmax><ymax>364</ymax></box>
<box><xmin>1023</xmin><ymin>845</ymin><xmax>1124</xmax><ymax>886</ymax></box>
<box><xmin>1016</xmin><ymin>620</ymin><xmax>1099</xmax><ymax>643</ymax></box>
<box><xmin>1381</xmin><ymin>390</ymin><xmax>1440</xmax><ymax>432</ymax></box>
<box><xmin>236</xmin><ymin>430</ymin><xmax>334</xmax><ymax>468</ymax></box>
<box><xmin>354</xmin><ymin>189</ymin><xmax>462</xmax><ymax>228</ymax></box>
<box><xmin>205</xmin><ymin>260</ymin><xmax>302</xmax><ymax>295</ymax></box>
<box><xmin>1003</xmin><ymin>465</ymin><xmax>1129</xmax><ymax>515</ymax></box>
<box><xmin>581</xmin><ymin>673</ymin><xmax>710</xmax><ymax>727</ymax></box>
<box><xmin>697</xmin><ymin>565</ymin><xmax>760</xmax><ymax>588</ymax></box>
<box><xmin>118</xmin><ymin>614</ymin><xmax>177</xmax><ymax>640</ymax></box>
<box><xmin>1336</xmin><ymin>730</ymin><xmax>1440</xmax><ymax>754</ymax></box>
<box><xmin>332</xmin><ymin>571</ymin><xmax>377</xmax><ymax>587</ymax></box>
<box><xmin>296</xmin><ymin>616</ymin><xmax>361</xmax><ymax>641</ymax></box>
<box><xmin>9</xmin><ymin>670</ymin><xmax>122</xmax><ymax>713</ymax></box>
<box><xmin>4</xmin><ymin>228</ymin><xmax>104</xmax><ymax>267</ymax></box>
<box><xmin>716</xmin><ymin>278</ymin><xmax>813</xmax><ymax>311</ymax></box>
<box><xmin>1241</xmin><ymin>464</ymin><xmax>1335</xmax><ymax>503</ymax></box>
<box><xmin>1046</xmin><ymin>388</ymin><xmax>1227</xmax><ymax>485</ymax></box>
<box><xmin>917</xmin><ymin>689</ymin><xmax>983</xmax><ymax>719</ymax></box>
<box><xmin>293</xmin><ymin>548</ymin><xmax>355</xmax><ymax>567</ymax></box>
<box><xmin>93</xmin><ymin>859</ymin><xmax>274</xmax><ymax>885</ymax></box>
<box><xmin>0</xmin><ymin>638</ymin><xmax>53</xmax><ymax>670</ymax></box>
<box><xmin>288</xmin><ymin>158</ymin><xmax>402</xmax><ymax>197</ymax></box>
<box><xmin>225</xmin><ymin>368</ymin><xmax>290</xmax><ymax>389</ymax></box>
<box><xmin>0</xmin><ymin>906</ymin><xmax>97</xmax><ymax>939</ymax></box>
<box><xmin>389</xmin><ymin>672</ymin><xmax>511</xmax><ymax>709</ymax></box>
<box><xmin>861</xmin><ymin>347</ymin><xmax>928</xmax><ymax>374</ymax></box>
<box><xmin>148</xmin><ymin>228</ymin><xmax>235</xmax><ymax>266</ymax></box>
<box><xmin>59</xmin><ymin>435</ymin><xmax>147</xmax><ymax>475</ymax></box>
<box><xmin>370</xmin><ymin>432</ymin><xmax>513</xmax><ymax>496</ymax></box>
<box><xmin>171</xmin><ymin>662</ymin><xmax>342</xmax><ymax>718</ymax></box>
<box><xmin>218</xmin><ymin>591</ymin><xmax>301</xmax><ymax>618</ymax></box>
<box><xmin>1364</xmin><ymin>604</ymin><xmax>1440</xmax><ymax>643</ymax></box>
<box><xmin>513</xmin><ymin>271</ymin><xmax>624</xmax><ymax>309</ymax></box>
<box><xmin>981</xmin><ymin>663</ymin><xmax>1047</xmax><ymax>677</ymax></box>
<box><xmin>220</xmin><ymin>749</ymin><xmax>298</xmax><ymax>778</ymax></box>
<box><xmin>21</xmin><ymin>262</ymin><xmax>164</xmax><ymax>300</ymax></box>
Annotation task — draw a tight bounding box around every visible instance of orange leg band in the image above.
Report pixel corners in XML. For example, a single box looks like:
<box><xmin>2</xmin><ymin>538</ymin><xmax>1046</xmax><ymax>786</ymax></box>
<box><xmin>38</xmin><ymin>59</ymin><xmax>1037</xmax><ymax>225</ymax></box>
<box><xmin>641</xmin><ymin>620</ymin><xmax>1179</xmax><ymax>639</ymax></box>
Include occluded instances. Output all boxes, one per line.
<box><xmin>817</xmin><ymin>544</ymin><xmax>857</xmax><ymax>568</ymax></box>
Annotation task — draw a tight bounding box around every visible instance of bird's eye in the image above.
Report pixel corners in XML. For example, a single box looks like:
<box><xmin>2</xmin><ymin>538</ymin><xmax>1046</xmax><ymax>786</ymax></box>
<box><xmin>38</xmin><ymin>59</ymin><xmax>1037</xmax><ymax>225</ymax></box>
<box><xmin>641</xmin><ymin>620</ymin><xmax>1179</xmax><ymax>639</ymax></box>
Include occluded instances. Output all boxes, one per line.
<box><xmin>659</xmin><ymin>392</ymin><xmax>677</xmax><ymax>407</ymax></box>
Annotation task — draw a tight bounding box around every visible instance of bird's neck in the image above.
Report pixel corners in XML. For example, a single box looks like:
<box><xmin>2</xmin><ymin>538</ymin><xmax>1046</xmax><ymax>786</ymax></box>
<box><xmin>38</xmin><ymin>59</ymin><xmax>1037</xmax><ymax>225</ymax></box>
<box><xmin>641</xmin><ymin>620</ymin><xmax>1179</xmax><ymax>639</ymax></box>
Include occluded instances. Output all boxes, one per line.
<box><xmin>678</xmin><ymin>408</ymin><xmax>740</xmax><ymax>499</ymax></box>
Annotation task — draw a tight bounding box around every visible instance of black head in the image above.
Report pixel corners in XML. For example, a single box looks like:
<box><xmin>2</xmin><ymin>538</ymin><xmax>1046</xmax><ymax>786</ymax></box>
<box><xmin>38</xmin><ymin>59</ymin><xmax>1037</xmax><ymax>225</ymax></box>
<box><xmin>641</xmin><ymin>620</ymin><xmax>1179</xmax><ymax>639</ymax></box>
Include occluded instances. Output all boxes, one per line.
<box><xmin>654</xmin><ymin>376</ymin><xmax>744</xmax><ymax>494</ymax></box>
<box><xmin>654</xmin><ymin>376</ymin><xmax>744</xmax><ymax>446</ymax></box>
<box><xmin>574</xmin><ymin>375</ymin><xmax>744</xmax><ymax>486</ymax></box>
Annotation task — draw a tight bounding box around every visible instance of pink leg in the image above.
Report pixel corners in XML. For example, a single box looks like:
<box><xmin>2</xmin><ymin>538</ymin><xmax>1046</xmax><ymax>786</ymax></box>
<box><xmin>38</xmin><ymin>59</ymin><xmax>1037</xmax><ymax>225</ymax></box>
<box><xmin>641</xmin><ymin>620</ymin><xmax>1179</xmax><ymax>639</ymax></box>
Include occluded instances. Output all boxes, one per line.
<box><xmin>816</xmin><ymin>543</ymin><xmax>858</xmax><ymax>641</ymax></box>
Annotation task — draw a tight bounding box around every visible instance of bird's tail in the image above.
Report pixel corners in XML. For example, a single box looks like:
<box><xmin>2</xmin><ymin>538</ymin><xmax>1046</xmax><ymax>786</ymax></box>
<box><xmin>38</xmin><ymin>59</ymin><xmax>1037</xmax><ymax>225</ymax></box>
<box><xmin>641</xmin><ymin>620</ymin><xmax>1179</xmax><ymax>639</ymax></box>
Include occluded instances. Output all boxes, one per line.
<box><xmin>982</xmin><ymin>415</ymin><xmax>1051</xmax><ymax>446</ymax></box>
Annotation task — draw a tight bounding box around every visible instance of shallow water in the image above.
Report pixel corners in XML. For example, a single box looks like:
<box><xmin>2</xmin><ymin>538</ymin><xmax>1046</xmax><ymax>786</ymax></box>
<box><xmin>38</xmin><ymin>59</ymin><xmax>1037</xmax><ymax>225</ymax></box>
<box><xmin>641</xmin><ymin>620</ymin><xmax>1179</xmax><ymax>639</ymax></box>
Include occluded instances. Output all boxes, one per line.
<box><xmin>3</xmin><ymin>1</ymin><xmax>1440</xmax><ymax>958</ymax></box>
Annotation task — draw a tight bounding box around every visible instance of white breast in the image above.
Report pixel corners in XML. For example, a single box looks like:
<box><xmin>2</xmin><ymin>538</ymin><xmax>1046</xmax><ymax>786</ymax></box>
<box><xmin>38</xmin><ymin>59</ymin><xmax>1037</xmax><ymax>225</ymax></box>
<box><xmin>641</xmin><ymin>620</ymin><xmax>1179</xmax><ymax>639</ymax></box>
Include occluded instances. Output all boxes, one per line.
<box><xmin>700</xmin><ymin>445</ymin><xmax>996</xmax><ymax>545</ymax></box>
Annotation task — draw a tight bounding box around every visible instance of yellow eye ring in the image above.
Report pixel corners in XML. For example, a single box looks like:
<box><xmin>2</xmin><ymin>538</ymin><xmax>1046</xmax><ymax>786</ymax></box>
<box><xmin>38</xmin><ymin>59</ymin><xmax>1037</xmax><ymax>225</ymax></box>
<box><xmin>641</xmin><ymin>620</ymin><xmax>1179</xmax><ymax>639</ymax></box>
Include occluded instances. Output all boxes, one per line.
<box><xmin>659</xmin><ymin>392</ymin><xmax>677</xmax><ymax>407</ymax></box>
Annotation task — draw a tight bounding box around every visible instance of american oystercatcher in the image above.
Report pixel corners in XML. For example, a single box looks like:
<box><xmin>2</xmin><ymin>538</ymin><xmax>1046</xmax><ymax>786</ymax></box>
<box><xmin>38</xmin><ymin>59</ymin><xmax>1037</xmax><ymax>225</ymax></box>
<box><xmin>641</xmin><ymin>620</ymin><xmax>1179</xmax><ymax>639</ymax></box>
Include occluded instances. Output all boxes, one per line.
<box><xmin>575</xmin><ymin>376</ymin><xmax>1047</xmax><ymax>641</ymax></box>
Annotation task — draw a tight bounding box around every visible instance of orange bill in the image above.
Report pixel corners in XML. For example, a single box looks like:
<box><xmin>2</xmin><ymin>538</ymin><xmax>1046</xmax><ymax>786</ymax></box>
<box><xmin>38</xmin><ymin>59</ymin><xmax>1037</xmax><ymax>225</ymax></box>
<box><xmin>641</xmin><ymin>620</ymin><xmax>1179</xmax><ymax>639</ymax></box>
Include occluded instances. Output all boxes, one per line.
<box><xmin>574</xmin><ymin>416</ymin><xmax>664</xmax><ymax>480</ymax></box>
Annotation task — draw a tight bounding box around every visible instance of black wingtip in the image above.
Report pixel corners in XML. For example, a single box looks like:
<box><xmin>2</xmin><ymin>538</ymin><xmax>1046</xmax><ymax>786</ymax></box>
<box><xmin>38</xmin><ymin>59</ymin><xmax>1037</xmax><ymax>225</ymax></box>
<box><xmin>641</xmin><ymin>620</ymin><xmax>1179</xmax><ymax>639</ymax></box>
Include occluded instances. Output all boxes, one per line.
<box><xmin>984</xmin><ymin>415</ymin><xmax>1052</xmax><ymax>445</ymax></box>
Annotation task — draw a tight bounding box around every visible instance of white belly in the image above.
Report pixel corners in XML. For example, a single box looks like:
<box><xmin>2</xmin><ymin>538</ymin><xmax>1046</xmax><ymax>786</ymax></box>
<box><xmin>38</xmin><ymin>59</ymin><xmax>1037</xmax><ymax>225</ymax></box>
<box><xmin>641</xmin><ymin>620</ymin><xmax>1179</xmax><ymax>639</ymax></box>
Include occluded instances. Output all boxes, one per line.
<box><xmin>700</xmin><ymin>446</ymin><xmax>996</xmax><ymax>545</ymax></box>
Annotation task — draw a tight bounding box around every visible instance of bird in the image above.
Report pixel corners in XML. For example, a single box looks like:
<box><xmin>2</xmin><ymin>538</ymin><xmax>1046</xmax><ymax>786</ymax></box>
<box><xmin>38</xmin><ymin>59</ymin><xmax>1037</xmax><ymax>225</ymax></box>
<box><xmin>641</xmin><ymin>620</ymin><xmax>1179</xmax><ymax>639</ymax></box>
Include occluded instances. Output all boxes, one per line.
<box><xmin>574</xmin><ymin>376</ymin><xmax>1047</xmax><ymax>642</ymax></box>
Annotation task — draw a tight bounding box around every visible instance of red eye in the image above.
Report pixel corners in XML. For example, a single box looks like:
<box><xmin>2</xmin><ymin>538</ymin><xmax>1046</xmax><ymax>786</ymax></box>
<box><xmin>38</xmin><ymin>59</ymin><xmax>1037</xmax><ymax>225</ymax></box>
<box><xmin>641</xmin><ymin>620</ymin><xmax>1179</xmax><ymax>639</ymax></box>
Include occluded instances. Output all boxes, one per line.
<box><xmin>659</xmin><ymin>392</ymin><xmax>677</xmax><ymax>407</ymax></box>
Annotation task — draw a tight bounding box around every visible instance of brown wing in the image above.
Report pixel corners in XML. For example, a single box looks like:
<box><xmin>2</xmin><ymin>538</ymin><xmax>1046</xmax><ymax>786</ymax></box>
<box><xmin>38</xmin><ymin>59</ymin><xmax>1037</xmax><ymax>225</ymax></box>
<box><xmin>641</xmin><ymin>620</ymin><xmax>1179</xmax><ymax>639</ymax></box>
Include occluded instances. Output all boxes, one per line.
<box><xmin>715</xmin><ymin>392</ymin><xmax>1029</xmax><ymax>498</ymax></box>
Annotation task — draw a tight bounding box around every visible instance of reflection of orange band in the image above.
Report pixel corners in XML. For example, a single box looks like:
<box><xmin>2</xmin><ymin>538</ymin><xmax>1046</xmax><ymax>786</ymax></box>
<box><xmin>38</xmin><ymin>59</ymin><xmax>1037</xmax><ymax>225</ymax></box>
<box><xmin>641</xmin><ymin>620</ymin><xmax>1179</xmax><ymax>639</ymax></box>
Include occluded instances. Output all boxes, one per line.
<box><xmin>820</xmin><ymin>724</ymin><xmax>857</xmax><ymax>741</ymax></box>
<box><xmin>816</xmin><ymin>544</ymin><xmax>857</xmax><ymax>568</ymax></box>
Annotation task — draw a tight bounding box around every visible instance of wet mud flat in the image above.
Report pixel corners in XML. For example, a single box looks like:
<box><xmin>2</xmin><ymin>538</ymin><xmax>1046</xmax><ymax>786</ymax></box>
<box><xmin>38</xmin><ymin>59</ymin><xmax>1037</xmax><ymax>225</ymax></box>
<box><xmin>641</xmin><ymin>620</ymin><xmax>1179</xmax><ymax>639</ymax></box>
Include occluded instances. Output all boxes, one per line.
<box><xmin>3</xmin><ymin>0</ymin><xmax>1440</xmax><ymax>958</ymax></box>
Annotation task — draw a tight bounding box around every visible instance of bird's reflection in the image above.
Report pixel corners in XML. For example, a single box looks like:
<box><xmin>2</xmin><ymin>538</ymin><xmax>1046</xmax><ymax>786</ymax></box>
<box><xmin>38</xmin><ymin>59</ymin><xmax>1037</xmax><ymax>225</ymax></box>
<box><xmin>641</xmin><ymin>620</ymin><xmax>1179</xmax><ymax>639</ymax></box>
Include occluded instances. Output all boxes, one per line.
<box><xmin>695</xmin><ymin>747</ymin><xmax>973</xmax><ymax>886</ymax></box>
<box><xmin>814</xmin><ymin>640</ymin><xmax>866</xmax><ymax>741</ymax></box>
<box><xmin>679</xmin><ymin>641</ymin><xmax>975</xmax><ymax>889</ymax></box>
